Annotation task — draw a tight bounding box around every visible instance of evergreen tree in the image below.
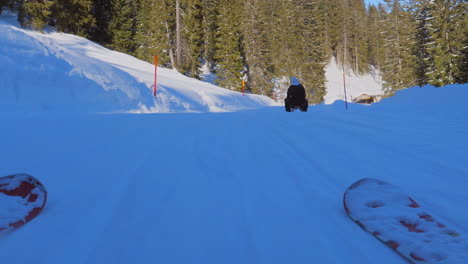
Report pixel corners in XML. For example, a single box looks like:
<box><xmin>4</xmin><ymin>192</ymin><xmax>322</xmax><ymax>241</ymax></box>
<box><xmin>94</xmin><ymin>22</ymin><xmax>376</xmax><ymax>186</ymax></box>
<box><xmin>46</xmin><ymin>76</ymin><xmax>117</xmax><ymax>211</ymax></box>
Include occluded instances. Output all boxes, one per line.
<box><xmin>135</xmin><ymin>0</ymin><xmax>177</xmax><ymax>67</ymax></box>
<box><xmin>180</xmin><ymin>0</ymin><xmax>204</xmax><ymax>77</ymax></box>
<box><xmin>412</xmin><ymin>0</ymin><xmax>431</xmax><ymax>86</ymax></box>
<box><xmin>349</xmin><ymin>0</ymin><xmax>369</xmax><ymax>74</ymax></box>
<box><xmin>295</xmin><ymin>0</ymin><xmax>327</xmax><ymax>103</ymax></box>
<box><xmin>457</xmin><ymin>1</ymin><xmax>468</xmax><ymax>83</ymax></box>
<box><xmin>381</xmin><ymin>0</ymin><xmax>416</xmax><ymax>92</ymax></box>
<box><xmin>367</xmin><ymin>4</ymin><xmax>385</xmax><ymax>72</ymax></box>
<box><xmin>241</xmin><ymin>0</ymin><xmax>274</xmax><ymax>95</ymax></box>
<box><xmin>17</xmin><ymin>0</ymin><xmax>53</xmax><ymax>30</ymax></box>
<box><xmin>0</xmin><ymin>0</ymin><xmax>14</xmax><ymax>15</ymax></box>
<box><xmin>213</xmin><ymin>0</ymin><xmax>244</xmax><ymax>90</ymax></box>
<box><xmin>424</xmin><ymin>0</ymin><xmax>466</xmax><ymax>86</ymax></box>
<box><xmin>324</xmin><ymin>0</ymin><xmax>345</xmax><ymax>60</ymax></box>
<box><xmin>200</xmin><ymin>0</ymin><xmax>217</xmax><ymax>71</ymax></box>
<box><xmin>268</xmin><ymin>0</ymin><xmax>305</xmax><ymax>81</ymax></box>
<box><xmin>89</xmin><ymin>0</ymin><xmax>113</xmax><ymax>45</ymax></box>
<box><xmin>108</xmin><ymin>0</ymin><xmax>139</xmax><ymax>53</ymax></box>
<box><xmin>52</xmin><ymin>0</ymin><xmax>95</xmax><ymax>37</ymax></box>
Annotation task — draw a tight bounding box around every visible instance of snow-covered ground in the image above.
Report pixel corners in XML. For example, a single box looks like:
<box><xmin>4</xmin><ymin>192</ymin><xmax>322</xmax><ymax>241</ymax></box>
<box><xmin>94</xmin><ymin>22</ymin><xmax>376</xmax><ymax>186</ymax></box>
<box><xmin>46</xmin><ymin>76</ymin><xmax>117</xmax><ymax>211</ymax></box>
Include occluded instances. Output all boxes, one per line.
<box><xmin>1</xmin><ymin>12</ymin><xmax>468</xmax><ymax>264</ymax></box>
<box><xmin>0</xmin><ymin>12</ymin><xmax>276</xmax><ymax>114</ymax></box>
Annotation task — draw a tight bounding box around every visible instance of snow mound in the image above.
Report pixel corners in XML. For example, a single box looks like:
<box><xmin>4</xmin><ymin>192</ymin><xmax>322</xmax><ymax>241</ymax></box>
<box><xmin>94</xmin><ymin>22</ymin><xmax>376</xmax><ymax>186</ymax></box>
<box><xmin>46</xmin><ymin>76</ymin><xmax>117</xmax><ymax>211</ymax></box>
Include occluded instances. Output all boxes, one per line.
<box><xmin>0</xmin><ymin>13</ymin><xmax>276</xmax><ymax>114</ymax></box>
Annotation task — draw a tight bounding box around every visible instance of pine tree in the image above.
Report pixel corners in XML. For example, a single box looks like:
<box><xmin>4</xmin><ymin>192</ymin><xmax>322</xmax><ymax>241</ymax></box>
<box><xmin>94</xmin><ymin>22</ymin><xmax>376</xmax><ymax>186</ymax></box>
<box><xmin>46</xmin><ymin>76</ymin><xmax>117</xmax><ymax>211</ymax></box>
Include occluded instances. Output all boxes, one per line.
<box><xmin>412</xmin><ymin>0</ymin><xmax>431</xmax><ymax>86</ymax></box>
<box><xmin>180</xmin><ymin>0</ymin><xmax>204</xmax><ymax>77</ymax></box>
<box><xmin>213</xmin><ymin>0</ymin><xmax>244</xmax><ymax>90</ymax></box>
<box><xmin>456</xmin><ymin>1</ymin><xmax>468</xmax><ymax>83</ymax></box>
<box><xmin>135</xmin><ymin>0</ymin><xmax>177</xmax><ymax>67</ymax></box>
<box><xmin>52</xmin><ymin>0</ymin><xmax>95</xmax><ymax>37</ymax></box>
<box><xmin>349</xmin><ymin>0</ymin><xmax>369</xmax><ymax>74</ymax></box>
<box><xmin>324</xmin><ymin>0</ymin><xmax>345</xmax><ymax>60</ymax></box>
<box><xmin>381</xmin><ymin>0</ymin><xmax>416</xmax><ymax>92</ymax></box>
<box><xmin>367</xmin><ymin>4</ymin><xmax>385</xmax><ymax>72</ymax></box>
<box><xmin>200</xmin><ymin>0</ymin><xmax>217</xmax><ymax>72</ymax></box>
<box><xmin>0</xmin><ymin>0</ymin><xmax>14</xmax><ymax>15</ymax></box>
<box><xmin>425</xmin><ymin>0</ymin><xmax>466</xmax><ymax>86</ymax></box>
<box><xmin>108</xmin><ymin>0</ymin><xmax>139</xmax><ymax>53</ymax></box>
<box><xmin>241</xmin><ymin>0</ymin><xmax>274</xmax><ymax>95</ymax></box>
<box><xmin>295</xmin><ymin>0</ymin><xmax>327</xmax><ymax>103</ymax></box>
<box><xmin>17</xmin><ymin>0</ymin><xmax>53</xmax><ymax>30</ymax></box>
<box><xmin>89</xmin><ymin>0</ymin><xmax>113</xmax><ymax>45</ymax></box>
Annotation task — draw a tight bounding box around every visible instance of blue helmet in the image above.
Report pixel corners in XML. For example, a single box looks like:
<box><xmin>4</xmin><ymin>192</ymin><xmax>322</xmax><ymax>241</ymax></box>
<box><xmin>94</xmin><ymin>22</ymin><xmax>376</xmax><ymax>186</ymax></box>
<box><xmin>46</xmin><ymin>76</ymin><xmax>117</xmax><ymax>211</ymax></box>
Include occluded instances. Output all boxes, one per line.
<box><xmin>291</xmin><ymin>76</ymin><xmax>300</xmax><ymax>86</ymax></box>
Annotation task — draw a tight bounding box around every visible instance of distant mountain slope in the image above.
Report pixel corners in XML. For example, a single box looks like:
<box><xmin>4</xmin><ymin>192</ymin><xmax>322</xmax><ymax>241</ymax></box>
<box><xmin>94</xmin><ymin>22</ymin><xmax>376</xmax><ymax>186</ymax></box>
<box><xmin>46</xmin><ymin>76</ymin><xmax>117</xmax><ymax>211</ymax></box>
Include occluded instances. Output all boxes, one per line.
<box><xmin>0</xmin><ymin>12</ymin><xmax>276</xmax><ymax>114</ymax></box>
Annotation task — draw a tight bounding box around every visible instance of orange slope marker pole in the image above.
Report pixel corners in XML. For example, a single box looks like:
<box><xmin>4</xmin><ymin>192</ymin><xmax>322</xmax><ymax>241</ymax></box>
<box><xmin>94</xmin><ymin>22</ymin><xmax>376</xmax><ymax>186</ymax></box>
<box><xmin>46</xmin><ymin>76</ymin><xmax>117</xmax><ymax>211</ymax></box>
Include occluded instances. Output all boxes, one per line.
<box><xmin>242</xmin><ymin>80</ymin><xmax>245</xmax><ymax>96</ymax></box>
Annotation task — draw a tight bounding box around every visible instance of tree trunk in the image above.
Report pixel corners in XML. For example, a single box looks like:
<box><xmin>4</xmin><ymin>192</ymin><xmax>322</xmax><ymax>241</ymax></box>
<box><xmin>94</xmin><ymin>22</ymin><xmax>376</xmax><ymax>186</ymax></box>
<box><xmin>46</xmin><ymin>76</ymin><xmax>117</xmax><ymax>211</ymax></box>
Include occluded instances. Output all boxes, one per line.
<box><xmin>165</xmin><ymin>20</ymin><xmax>176</xmax><ymax>69</ymax></box>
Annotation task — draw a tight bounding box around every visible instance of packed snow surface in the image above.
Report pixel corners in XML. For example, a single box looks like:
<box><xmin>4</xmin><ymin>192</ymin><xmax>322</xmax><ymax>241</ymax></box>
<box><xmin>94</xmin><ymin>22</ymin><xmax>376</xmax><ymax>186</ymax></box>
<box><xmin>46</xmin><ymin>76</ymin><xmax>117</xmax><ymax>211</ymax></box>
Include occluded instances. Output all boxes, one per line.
<box><xmin>1</xmin><ymin>12</ymin><xmax>468</xmax><ymax>264</ymax></box>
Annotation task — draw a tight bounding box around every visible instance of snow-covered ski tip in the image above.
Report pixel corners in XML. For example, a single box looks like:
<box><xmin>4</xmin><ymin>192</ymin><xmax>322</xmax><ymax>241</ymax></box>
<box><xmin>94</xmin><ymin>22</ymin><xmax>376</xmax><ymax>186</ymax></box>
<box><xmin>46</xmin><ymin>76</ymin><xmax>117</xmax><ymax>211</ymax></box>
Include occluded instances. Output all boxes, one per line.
<box><xmin>0</xmin><ymin>174</ymin><xmax>47</xmax><ymax>233</ymax></box>
<box><xmin>344</xmin><ymin>178</ymin><xmax>468</xmax><ymax>264</ymax></box>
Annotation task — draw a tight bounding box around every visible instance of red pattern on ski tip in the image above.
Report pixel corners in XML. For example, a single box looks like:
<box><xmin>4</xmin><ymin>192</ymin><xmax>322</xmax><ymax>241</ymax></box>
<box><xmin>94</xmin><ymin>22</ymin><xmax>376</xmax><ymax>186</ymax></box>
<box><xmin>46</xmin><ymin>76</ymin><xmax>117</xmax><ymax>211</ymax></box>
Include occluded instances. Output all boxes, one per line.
<box><xmin>25</xmin><ymin>207</ymin><xmax>43</xmax><ymax>222</ymax></box>
<box><xmin>386</xmin><ymin>241</ymin><xmax>400</xmax><ymax>249</ymax></box>
<box><xmin>0</xmin><ymin>181</ymin><xmax>35</xmax><ymax>198</ymax></box>
<box><xmin>28</xmin><ymin>193</ymin><xmax>38</xmax><ymax>203</ymax></box>
<box><xmin>0</xmin><ymin>174</ymin><xmax>47</xmax><ymax>231</ymax></box>
<box><xmin>419</xmin><ymin>214</ymin><xmax>435</xmax><ymax>222</ymax></box>
<box><xmin>419</xmin><ymin>214</ymin><xmax>446</xmax><ymax>228</ymax></box>
<box><xmin>408</xmin><ymin>197</ymin><xmax>420</xmax><ymax>208</ymax></box>
<box><xmin>410</xmin><ymin>252</ymin><xmax>425</xmax><ymax>261</ymax></box>
<box><xmin>400</xmin><ymin>221</ymin><xmax>425</xmax><ymax>233</ymax></box>
<box><xmin>9</xmin><ymin>220</ymin><xmax>25</xmax><ymax>229</ymax></box>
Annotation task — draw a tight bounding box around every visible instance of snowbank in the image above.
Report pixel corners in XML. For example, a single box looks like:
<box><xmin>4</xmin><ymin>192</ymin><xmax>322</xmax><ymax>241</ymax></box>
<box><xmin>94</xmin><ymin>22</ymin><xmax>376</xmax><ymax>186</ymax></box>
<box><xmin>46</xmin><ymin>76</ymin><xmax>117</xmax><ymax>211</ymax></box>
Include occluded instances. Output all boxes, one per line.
<box><xmin>0</xmin><ymin>12</ymin><xmax>277</xmax><ymax>114</ymax></box>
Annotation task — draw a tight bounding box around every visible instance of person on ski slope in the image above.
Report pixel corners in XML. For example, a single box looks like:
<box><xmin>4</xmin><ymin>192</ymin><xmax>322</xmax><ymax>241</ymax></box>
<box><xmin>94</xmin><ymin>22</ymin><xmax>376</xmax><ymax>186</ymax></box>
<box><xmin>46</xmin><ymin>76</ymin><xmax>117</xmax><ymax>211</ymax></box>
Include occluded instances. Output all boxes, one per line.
<box><xmin>285</xmin><ymin>76</ymin><xmax>308</xmax><ymax>112</ymax></box>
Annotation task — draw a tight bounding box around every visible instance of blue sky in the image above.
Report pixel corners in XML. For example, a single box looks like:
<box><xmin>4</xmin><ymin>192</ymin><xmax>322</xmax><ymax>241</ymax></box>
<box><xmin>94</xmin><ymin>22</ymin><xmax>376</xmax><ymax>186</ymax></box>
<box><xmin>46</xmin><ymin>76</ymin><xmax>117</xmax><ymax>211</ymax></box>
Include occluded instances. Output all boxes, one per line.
<box><xmin>365</xmin><ymin>0</ymin><xmax>385</xmax><ymax>6</ymax></box>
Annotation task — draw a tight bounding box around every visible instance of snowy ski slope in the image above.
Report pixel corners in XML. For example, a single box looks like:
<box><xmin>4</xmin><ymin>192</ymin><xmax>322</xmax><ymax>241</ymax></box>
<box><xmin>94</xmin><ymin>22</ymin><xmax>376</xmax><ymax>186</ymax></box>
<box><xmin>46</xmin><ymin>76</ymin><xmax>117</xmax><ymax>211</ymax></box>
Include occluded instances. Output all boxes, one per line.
<box><xmin>0</xmin><ymin>12</ymin><xmax>276</xmax><ymax>114</ymax></box>
<box><xmin>1</xmin><ymin>12</ymin><xmax>468</xmax><ymax>264</ymax></box>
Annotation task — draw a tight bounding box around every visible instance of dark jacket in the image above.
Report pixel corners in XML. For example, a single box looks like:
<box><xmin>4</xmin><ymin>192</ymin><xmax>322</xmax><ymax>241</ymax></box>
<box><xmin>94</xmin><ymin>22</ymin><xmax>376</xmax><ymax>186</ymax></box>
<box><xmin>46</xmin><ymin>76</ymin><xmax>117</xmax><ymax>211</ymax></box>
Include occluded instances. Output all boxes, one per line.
<box><xmin>286</xmin><ymin>84</ymin><xmax>306</xmax><ymax>106</ymax></box>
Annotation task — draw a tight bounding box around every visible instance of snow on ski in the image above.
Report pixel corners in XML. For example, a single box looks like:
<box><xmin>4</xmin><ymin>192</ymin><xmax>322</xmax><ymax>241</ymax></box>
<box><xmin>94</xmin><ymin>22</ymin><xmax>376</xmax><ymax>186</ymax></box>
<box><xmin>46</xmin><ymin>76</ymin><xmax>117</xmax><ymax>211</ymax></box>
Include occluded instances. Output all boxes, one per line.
<box><xmin>0</xmin><ymin>174</ymin><xmax>47</xmax><ymax>233</ymax></box>
<box><xmin>344</xmin><ymin>178</ymin><xmax>468</xmax><ymax>264</ymax></box>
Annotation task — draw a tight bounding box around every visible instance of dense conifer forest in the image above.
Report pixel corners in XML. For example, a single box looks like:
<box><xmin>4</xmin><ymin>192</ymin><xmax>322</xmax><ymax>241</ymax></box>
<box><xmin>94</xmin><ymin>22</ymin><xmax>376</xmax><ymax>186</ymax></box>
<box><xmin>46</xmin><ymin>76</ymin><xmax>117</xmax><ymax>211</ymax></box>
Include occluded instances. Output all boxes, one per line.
<box><xmin>1</xmin><ymin>0</ymin><xmax>466</xmax><ymax>102</ymax></box>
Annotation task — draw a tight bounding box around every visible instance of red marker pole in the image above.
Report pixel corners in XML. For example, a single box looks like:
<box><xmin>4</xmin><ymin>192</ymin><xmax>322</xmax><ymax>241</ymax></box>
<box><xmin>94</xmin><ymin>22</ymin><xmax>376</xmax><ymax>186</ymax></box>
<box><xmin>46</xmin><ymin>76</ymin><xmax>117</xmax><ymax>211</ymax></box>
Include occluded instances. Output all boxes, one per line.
<box><xmin>153</xmin><ymin>55</ymin><xmax>158</xmax><ymax>97</ymax></box>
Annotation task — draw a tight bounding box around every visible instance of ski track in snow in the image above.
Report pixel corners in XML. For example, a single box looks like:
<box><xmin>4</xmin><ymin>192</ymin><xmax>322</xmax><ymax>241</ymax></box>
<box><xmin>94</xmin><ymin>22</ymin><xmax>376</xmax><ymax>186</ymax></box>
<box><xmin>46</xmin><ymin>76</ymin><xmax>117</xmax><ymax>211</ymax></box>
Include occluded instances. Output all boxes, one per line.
<box><xmin>2</xmin><ymin>98</ymin><xmax>467</xmax><ymax>263</ymax></box>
